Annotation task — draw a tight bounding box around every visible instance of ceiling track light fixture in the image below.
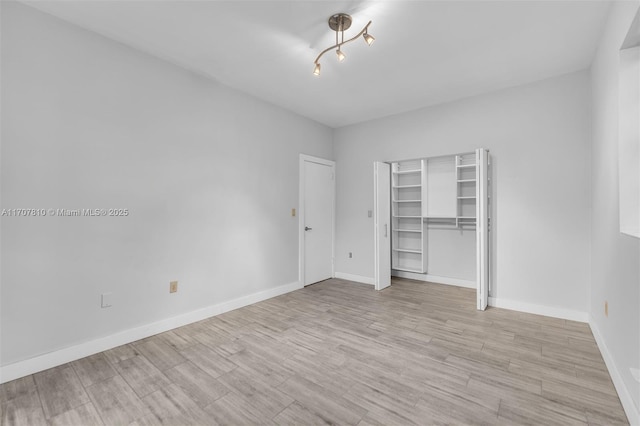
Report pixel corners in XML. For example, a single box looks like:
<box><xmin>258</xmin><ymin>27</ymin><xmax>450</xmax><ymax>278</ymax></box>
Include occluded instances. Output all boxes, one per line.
<box><xmin>313</xmin><ymin>13</ymin><xmax>374</xmax><ymax>76</ymax></box>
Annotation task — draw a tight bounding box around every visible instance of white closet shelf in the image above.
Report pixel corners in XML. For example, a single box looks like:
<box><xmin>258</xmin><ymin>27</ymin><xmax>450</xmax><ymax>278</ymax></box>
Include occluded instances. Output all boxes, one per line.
<box><xmin>457</xmin><ymin>179</ymin><xmax>477</xmax><ymax>183</ymax></box>
<box><xmin>458</xmin><ymin>216</ymin><xmax>476</xmax><ymax>220</ymax></box>
<box><xmin>393</xmin><ymin>169</ymin><xmax>421</xmax><ymax>175</ymax></box>
<box><xmin>457</xmin><ymin>196</ymin><xmax>476</xmax><ymax>199</ymax></box>
<box><xmin>425</xmin><ymin>216</ymin><xmax>457</xmax><ymax>219</ymax></box>
<box><xmin>392</xmin><ymin>158</ymin><xmax>428</xmax><ymax>274</ymax></box>
<box><xmin>392</xmin><ymin>267</ymin><xmax>423</xmax><ymax>273</ymax></box>
<box><xmin>456</xmin><ymin>164</ymin><xmax>476</xmax><ymax>168</ymax></box>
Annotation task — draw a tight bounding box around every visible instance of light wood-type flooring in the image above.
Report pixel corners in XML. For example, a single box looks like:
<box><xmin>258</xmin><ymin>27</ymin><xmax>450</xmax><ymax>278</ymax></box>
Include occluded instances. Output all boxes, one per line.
<box><xmin>0</xmin><ymin>278</ymin><xmax>629</xmax><ymax>425</ymax></box>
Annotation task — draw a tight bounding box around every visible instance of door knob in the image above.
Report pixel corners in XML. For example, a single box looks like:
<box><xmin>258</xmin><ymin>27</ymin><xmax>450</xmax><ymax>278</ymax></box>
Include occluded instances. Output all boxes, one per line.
<box><xmin>305</xmin><ymin>226</ymin><xmax>312</xmax><ymax>231</ymax></box>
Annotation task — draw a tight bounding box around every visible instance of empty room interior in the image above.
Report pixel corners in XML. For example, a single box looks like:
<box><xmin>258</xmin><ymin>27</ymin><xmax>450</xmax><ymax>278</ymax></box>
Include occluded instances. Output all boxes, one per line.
<box><xmin>1</xmin><ymin>0</ymin><xmax>640</xmax><ymax>425</ymax></box>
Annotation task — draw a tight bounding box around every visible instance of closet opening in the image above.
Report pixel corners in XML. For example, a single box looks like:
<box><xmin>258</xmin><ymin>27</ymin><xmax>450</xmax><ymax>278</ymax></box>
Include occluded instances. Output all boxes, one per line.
<box><xmin>373</xmin><ymin>149</ymin><xmax>491</xmax><ymax>310</ymax></box>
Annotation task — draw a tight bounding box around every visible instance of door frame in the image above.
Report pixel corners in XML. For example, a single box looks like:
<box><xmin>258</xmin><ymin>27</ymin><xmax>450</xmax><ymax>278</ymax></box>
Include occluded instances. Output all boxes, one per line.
<box><xmin>299</xmin><ymin>154</ymin><xmax>336</xmax><ymax>287</ymax></box>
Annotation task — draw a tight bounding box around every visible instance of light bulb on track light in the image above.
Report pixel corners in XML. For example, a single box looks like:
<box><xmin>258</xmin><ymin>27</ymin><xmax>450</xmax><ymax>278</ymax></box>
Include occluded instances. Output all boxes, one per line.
<box><xmin>336</xmin><ymin>49</ymin><xmax>346</xmax><ymax>62</ymax></box>
<box><xmin>313</xmin><ymin>63</ymin><xmax>321</xmax><ymax>76</ymax></box>
<box><xmin>363</xmin><ymin>33</ymin><xmax>375</xmax><ymax>46</ymax></box>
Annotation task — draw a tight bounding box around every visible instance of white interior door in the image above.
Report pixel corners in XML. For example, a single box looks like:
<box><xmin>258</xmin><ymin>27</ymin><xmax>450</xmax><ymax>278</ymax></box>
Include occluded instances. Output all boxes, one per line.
<box><xmin>476</xmin><ymin>148</ymin><xmax>489</xmax><ymax>310</ymax></box>
<box><xmin>302</xmin><ymin>156</ymin><xmax>335</xmax><ymax>286</ymax></box>
<box><xmin>374</xmin><ymin>162</ymin><xmax>391</xmax><ymax>290</ymax></box>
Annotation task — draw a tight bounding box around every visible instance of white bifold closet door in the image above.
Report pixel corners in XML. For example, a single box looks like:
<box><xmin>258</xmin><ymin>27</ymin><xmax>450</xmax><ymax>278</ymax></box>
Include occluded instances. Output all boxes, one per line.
<box><xmin>374</xmin><ymin>162</ymin><xmax>391</xmax><ymax>290</ymax></box>
<box><xmin>476</xmin><ymin>148</ymin><xmax>490</xmax><ymax>310</ymax></box>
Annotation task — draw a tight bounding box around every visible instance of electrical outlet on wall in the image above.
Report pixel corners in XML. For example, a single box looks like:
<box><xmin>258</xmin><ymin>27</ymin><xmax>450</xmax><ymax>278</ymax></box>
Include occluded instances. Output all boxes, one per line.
<box><xmin>349</xmin><ymin>252</ymin><xmax>353</xmax><ymax>258</ymax></box>
<box><xmin>170</xmin><ymin>281</ymin><xmax>178</xmax><ymax>293</ymax></box>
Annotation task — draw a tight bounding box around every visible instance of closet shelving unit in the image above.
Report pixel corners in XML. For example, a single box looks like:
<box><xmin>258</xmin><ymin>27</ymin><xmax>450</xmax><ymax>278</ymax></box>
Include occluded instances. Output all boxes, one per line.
<box><xmin>456</xmin><ymin>153</ymin><xmax>477</xmax><ymax>228</ymax></box>
<box><xmin>391</xmin><ymin>159</ymin><xmax>427</xmax><ymax>273</ymax></box>
<box><xmin>385</xmin><ymin>148</ymin><xmax>490</xmax><ymax>310</ymax></box>
<box><xmin>390</xmin><ymin>151</ymin><xmax>483</xmax><ymax>273</ymax></box>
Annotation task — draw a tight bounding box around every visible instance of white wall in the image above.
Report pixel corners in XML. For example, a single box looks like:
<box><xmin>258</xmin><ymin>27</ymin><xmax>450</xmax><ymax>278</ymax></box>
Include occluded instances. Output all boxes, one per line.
<box><xmin>426</xmin><ymin>229</ymin><xmax>476</xmax><ymax>282</ymax></box>
<box><xmin>0</xmin><ymin>2</ymin><xmax>332</xmax><ymax>367</ymax></box>
<box><xmin>618</xmin><ymin>45</ymin><xmax>640</xmax><ymax>238</ymax></box>
<box><xmin>334</xmin><ymin>71</ymin><xmax>592</xmax><ymax>316</ymax></box>
<box><xmin>589</xmin><ymin>1</ymin><xmax>640</xmax><ymax>422</ymax></box>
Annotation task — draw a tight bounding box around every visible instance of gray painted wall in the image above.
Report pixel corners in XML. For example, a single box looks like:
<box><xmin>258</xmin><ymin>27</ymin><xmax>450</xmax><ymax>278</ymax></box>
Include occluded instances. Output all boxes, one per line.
<box><xmin>333</xmin><ymin>71</ymin><xmax>592</xmax><ymax>314</ymax></box>
<box><xmin>1</xmin><ymin>2</ymin><xmax>333</xmax><ymax>366</ymax></box>
<box><xmin>590</xmin><ymin>1</ymin><xmax>640</xmax><ymax>418</ymax></box>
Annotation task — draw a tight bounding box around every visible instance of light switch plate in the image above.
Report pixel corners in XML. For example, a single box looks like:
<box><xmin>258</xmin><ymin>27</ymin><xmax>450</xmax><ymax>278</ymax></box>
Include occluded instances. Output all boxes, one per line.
<box><xmin>101</xmin><ymin>293</ymin><xmax>112</xmax><ymax>308</ymax></box>
<box><xmin>170</xmin><ymin>281</ymin><xmax>178</xmax><ymax>293</ymax></box>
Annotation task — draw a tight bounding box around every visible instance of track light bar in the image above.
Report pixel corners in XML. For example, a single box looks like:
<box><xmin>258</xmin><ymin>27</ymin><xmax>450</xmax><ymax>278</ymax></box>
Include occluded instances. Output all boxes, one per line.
<box><xmin>313</xmin><ymin>13</ymin><xmax>374</xmax><ymax>76</ymax></box>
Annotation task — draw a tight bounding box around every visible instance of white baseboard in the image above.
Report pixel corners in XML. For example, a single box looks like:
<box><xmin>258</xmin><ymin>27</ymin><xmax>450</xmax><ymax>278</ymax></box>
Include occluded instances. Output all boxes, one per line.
<box><xmin>389</xmin><ymin>273</ymin><xmax>587</xmax><ymax>324</ymax></box>
<box><xmin>488</xmin><ymin>297</ymin><xmax>588</xmax><ymax>322</ymax></box>
<box><xmin>334</xmin><ymin>272</ymin><xmax>374</xmax><ymax>285</ymax></box>
<box><xmin>589</xmin><ymin>316</ymin><xmax>639</xmax><ymax>425</ymax></box>
<box><xmin>0</xmin><ymin>281</ymin><xmax>302</xmax><ymax>384</ymax></box>
<box><xmin>391</xmin><ymin>270</ymin><xmax>475</xmax><ymax>289</ymax></box>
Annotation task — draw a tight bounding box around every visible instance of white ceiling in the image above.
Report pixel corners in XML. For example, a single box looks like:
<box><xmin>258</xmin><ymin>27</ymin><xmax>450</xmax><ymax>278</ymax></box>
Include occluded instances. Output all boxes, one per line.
<box><xmin>24</xmin><ymin>0</ymin><xmax>611</xmax><ymax>128</ymax></box>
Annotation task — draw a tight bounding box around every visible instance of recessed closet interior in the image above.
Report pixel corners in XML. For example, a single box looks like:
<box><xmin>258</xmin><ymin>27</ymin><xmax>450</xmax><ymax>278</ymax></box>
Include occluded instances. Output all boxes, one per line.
<box><xmin>376</xmin><ymin>149</ymin><xmax>490</xmax><ymax>309</ymax></box>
